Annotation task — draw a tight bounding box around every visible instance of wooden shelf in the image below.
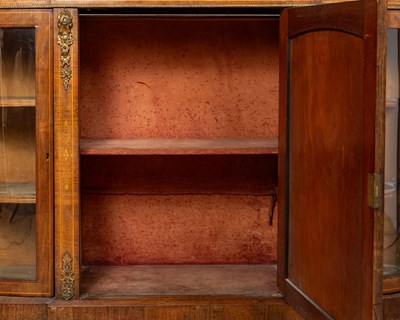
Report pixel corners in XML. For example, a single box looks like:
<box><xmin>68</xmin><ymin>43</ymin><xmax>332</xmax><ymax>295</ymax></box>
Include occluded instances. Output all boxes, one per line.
<box><xmin>0</xmin><ymin>266</ymin><xmax>35</xmax><ymax>281</ymax></box>
<box><xmin>80</xmin><ymin>264</ymin><xmax>280</xmax><ymax>298</ymax></box>
<box><xmin>0</xmin><ymin>182</ymin><xmax>35</xmax><ymax>203</ymax></box>
<box><xmin>0</xmin><ymin>98</ymin><xmax>35</xmax><ymax>108</ymax></box>
<box><xmin>80</xmin><ymin>138</ymin><xmax>278</xmax><ymax>155</ymax></box>
<box><xmin>387</xmin><ymin>97</ymin><xmax>398</xmax><ymax>108</ymax></box>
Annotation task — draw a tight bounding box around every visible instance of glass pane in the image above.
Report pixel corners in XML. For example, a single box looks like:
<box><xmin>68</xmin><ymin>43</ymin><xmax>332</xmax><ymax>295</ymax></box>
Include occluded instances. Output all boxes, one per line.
<box><xmin>0</xmin><ymin>204</ymin><xmax>36</xmax><ymax>280</ymax></box>
<box><xmin>384</xmin><ymin>29</ymin><xmax>400</xmax><ymax>276</ymax></box>
<box><xmin>0</xmin><ymin>28</ymin><xmax>36</xmax><ymax>281</ymax></box>
<box><xmin>0</xmin><ymin>28</ymin><xmax>35</xmax><ymax>104</ymax></box>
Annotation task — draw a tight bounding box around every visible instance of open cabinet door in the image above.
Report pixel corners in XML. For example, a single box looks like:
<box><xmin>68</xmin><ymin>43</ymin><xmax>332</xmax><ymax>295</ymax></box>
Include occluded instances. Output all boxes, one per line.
<box><xmin>278</xmin><ymin>0</ymin><xmax>386</xmax><ymax>319</ymax></box>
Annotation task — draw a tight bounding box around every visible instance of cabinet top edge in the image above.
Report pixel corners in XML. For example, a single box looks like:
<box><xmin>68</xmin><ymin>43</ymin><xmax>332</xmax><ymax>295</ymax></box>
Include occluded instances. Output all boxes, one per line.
<box><xmin>0</xmin><ymin>0</ymin><xmax>343</xmax><ymax>9</ymax></box>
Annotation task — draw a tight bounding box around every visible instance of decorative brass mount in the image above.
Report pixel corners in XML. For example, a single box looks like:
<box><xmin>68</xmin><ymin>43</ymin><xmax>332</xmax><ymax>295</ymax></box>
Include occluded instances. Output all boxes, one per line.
<box><xmin>57</xmin><ymin>9</ymin><xmax>74</xmax><ymax>91</ymax></box>
<box><xmin>61</xmin><ymin>252</ymin><xmax>74</xmax><ymax>300</ymax></box>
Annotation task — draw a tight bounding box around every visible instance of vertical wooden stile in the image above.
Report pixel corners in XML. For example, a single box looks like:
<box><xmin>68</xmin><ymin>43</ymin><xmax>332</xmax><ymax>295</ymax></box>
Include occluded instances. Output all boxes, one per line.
<box><xmin>53</xmin><ymin>8</ymin><xmax>80</xmax><ymax>299</ymax></box>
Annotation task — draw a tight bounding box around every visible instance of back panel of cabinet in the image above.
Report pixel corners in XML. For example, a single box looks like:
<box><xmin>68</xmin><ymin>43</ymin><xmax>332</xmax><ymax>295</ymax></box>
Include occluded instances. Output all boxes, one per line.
<box><xmin>79</xmin><ymin>17</ymin><xmax>279</xmax><ymax>268</ymax></box>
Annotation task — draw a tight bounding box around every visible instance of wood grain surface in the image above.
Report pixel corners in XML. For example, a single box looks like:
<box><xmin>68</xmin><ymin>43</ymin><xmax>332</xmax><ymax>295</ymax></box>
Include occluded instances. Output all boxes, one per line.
<box><xmin>279</xmin><ymin>0</ymin><xmax>383</xmax><ymax>318</ymax></box>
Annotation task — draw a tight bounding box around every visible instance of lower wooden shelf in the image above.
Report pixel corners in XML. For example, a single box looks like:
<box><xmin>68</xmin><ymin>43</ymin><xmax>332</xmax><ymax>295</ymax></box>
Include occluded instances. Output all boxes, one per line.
<box><xmin>0</xmin><ymin>265</ymin><xmax>305</xmax><ymax>320</ymax></box>
<box><xmin>0</xmin><ymin>98</ymin><xmax>35</xmax><ymax>108</ymax></box>
<box><xmin>0</xmin><ymin>266</ymin><xmax>35</xmax><ymax>281</ymax></box>
<box><xmin>80</xmin><ymin>264</ymin><xmax>280</xmax><ymax>299</ymax></box>
<box><xmin>0</xmin><ymin>182</ymin><xmax>35</xmax><ymax>204</ymax></box>
<box><xmin>384</xmin><ymin>275</ymin><xmax>400</xmax><ymax>294</ymax></box>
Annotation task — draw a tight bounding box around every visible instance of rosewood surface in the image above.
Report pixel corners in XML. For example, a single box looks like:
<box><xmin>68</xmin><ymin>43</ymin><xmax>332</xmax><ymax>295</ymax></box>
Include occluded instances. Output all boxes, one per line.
<box><xmin>279</xmin><ymin>0</ymin><xmax>384</xmax><ymax>318</ymax></box>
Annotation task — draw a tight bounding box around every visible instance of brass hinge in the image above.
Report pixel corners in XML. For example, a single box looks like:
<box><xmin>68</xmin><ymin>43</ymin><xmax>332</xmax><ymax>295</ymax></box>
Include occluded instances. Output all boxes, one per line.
<box><xmin>368</xmin><ymin>173</ymin><xmax>383</xmax><ymax>209</ymax></box>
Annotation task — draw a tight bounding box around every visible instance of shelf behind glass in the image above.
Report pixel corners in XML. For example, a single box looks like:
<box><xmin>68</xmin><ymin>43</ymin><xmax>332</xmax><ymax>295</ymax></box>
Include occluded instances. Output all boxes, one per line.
<box><xmin>0</xmin><ymin>203</ymin><xmax>36</xmax><ymax>281</ymax></box>
<box><xmin>0</xmin><ymin>265</ymin><xmax>35</xmax><ymax>281</ymax></box>
<box><xmin>0</xmin><ymin>182</ymin><xmax>35</xmax><ymax>203</ymax></box>
<box><xmin>0</xmin><ymin>98</ymin><xmax>35</xmax><ymax>108</ymax></box>
<box><xmin>387</xmin><ymin>97</ymin><xmax>399</xmax><ymax>108</ymax></box>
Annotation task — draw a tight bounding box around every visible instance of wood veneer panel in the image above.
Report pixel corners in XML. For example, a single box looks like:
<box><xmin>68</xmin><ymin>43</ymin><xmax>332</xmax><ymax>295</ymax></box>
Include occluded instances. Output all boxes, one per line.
<box><xmin>146</xmin><ymin>306</ymin><xmax>209</xmax><ymax>320</ymax></box>
<box><xmin>267</xmin><ymin>305</ymin><xmax>304</xmax><ymax>320</ymax></box>
<box><xmin>288</xmin><ymin>30</ymin><xmax>366</xmax><ymax>320</ymax></box>
<box><xmin>50</xmin><ymin>0</ymin><xmax>318</xmax><ymax>7</ymax></box>
<box><xmin>54</xmin><ymin>8</ymin><xmax>80</xmax><ymax>299</ymax></box>
<box><xmin>0</xmin><ymin>0</ymin><xmax>351</xmax><ymax>8</ymax></box>
<box><xmin>210</xmin><ymin>304</ymin><xmax>266</xmax><ymax>319</ymax></box>
<box><xmin>48</xmin><ymin>297</ymin><xmax>302</xmax><ymax>320</ymax></box>
<box><xmin>82</xmin><ymin>194</ymin><xmax>277</xmax><ymax>265</ymax></box>
<box><xmin>0</xmin><ymin>304</ymin><xmax>47</xmax><ymax>320</ymax></box>
<box><xmin>280</xmin><ymin>0</ymin><xmax>383</xmax><ymax>313</ymax></box>
<box><xmin>0</xmin><ymin>0</ymin><xmax>49</xmax><ymax>6</ymax></box>
<box><xmin>79</xmin><ymin>18</ymin><xmax>278</xmax><ymax>140</ymax></box>
<box><xmin>387</xmin><ymin>10</ymin><xmax>400</xmax><ymax>28</ymax></box>
<box><xmin>0</xmin><ymin>298</ymin><xmax>50</xmax><ymax>320</ymax></box>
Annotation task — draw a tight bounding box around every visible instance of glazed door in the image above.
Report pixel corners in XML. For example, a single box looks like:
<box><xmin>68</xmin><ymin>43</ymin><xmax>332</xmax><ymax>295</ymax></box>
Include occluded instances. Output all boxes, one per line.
<box><xmin>0</xmin><ymin>10</ymin><xmax>53</xmax><ymax>296</ymax></box>
<box><xmin>278</xmin><ymin>0</ymin><xmax>385</xmax><ymax>319</ymax></box>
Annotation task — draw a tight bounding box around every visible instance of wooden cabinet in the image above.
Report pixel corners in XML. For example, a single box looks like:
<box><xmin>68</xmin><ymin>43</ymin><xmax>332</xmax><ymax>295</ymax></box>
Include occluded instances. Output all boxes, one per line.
<box><xmin>0</xmin><ymin>0</ymin><xmax>399</xmax><ymax>319</ymax></box>
<box><xmin>54</xmin><ymin>9</ymin><xmax>292</xmax><ymax>318</ymax></box>
<box><xmin>77</xmin><ymin>15</ymin><xmax>278</xmax><ymax>295</ymax></box>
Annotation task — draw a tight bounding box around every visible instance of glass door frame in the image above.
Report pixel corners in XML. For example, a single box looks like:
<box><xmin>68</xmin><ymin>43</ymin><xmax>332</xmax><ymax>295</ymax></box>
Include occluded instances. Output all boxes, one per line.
<box><xmin>0</xmin><ymin>10</ymin><xmax>53</xmax><ymax>297</ymax></box>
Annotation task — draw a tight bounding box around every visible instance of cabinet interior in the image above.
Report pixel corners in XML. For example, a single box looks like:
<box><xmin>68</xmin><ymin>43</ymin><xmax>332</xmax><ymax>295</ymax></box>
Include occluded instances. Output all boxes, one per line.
<box><xmin>79</xmin><ymin>15</ymin><xmax>280</xmax><ymax>297</ymax></box>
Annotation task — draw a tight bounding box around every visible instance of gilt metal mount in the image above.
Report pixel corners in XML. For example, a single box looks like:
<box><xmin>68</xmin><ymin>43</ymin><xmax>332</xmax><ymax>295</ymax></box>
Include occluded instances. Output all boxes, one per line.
<box><xmin>57</xmin><ymin>9</ymin><xmax>74</xmax><ymax>91</ymax></box>
<box><xmin>61</xmin><ymin>252</ymin><xmax>74</xmax><ymax>300</ymax></box>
